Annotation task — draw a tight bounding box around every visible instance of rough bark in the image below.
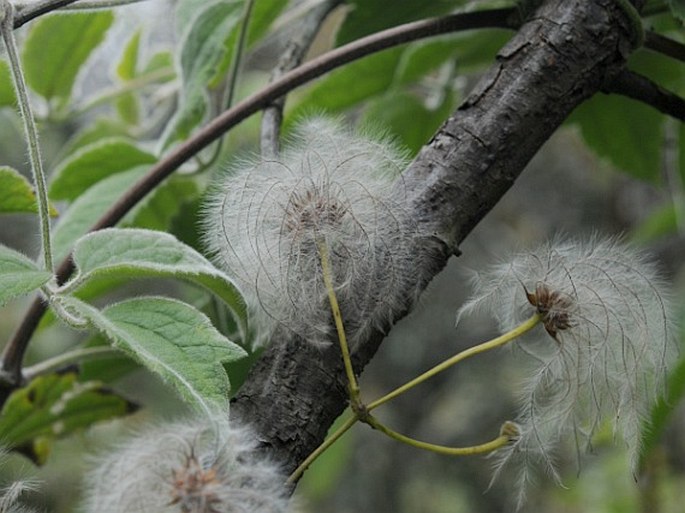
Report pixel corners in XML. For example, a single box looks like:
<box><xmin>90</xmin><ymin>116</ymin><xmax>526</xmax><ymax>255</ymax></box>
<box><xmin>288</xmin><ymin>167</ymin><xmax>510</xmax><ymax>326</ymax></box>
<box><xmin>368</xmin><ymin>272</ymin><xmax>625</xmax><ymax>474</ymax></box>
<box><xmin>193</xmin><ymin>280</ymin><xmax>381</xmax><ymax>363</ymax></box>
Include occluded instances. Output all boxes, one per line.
<box><xmin>232</xmin><ymin>0</ymin><xmax>641</xmax><ymax>476</ymax></box>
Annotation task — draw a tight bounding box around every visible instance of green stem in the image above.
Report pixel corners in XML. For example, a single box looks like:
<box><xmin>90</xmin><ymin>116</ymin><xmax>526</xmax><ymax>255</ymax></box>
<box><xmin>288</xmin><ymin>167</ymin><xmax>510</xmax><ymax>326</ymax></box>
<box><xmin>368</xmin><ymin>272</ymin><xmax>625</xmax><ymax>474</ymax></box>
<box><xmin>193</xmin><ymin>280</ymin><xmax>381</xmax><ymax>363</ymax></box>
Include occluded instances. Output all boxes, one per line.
<box><xmin>0</xmin><ymin>2</ymin><xmax>54</xmax><ymax>274</ymax></box>
<box><xmin>367</xmin><ymin>314</ymin><xmax>541</xmax><ymax>411</ymax></box>
<box><xmin>287</xmin><ymin>414</ymin><xmax>358</xmax><ymax>484</ymax></box>
<box><xmin>365</xmin><ymin>414</ymin><xmax>511</xmax><ymax>456</ymax></box>
<box><xmin>317</xmin><ymin>241</ymin><xmax>361</xmax><ymax>405</ymax></box>
<box><xmin>23</xmin><ymin>346</ymin><xmax>120</xmax><ymax>380</ymax></box>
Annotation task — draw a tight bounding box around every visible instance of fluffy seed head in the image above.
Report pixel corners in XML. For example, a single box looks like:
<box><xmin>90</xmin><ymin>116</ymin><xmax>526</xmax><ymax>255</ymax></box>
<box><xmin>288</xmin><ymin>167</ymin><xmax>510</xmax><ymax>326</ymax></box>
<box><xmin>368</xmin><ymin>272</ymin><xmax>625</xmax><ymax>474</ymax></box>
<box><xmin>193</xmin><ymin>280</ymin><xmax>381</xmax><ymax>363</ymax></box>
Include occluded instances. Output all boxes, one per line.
<box><xmin>203</xmin><ymin>118</ymin><xmax>416</xmax><ymax>347</ymax></box>
<box><xmin>456</xmin><ymin>236</ymin><xmax>677</xmax><ymax>507</ymax></box>
<box><xmin>80</xmin><ymin>415</ymin><xmax>291</xmax><ymax>513</ymax></box>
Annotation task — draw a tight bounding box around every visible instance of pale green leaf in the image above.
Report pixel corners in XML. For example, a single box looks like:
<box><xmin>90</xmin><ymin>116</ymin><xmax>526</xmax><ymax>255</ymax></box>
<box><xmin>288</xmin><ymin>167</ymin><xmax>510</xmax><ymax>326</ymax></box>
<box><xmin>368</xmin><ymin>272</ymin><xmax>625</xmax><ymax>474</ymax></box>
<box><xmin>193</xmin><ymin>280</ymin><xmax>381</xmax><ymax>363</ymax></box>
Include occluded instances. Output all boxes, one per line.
<box><xmin>68</xmin><ymin>228</ymin><xmax>246</xmax><ymax>334</ymax></box>
<box><xmin>0</xmin><ymin>166</ymin><xmax>57</xmax><ymax>216</ymax></box>
<box><xmin>0</xmin><ymin>59</ymin><xmax>16</xmax><ymax>107</ymax></box>
<box><xmin>49</xmin><ymin>138</ymin><xmax>156</xmax><ymax>200</ymax></box>
<box><xmin>117</xmin><ymin>30</ymin><xmax>141</xmax><ymax>80</ymax></box>
<box><xmin>163</xmin><ymin>1</ymin><xmax>242</xmax><ymax>147</ymax></box>
<box><xmin>67</xmin><ymin>296</ymin><xmax>247</xmax><ymax>411</ymax></box>
<box><xmin>52</xmin><ymin>167</ymin><xmax>148</xmax><ymax>261</ymax></box>
<box><xmin>128</xmin><ymin>176</ymin><xmax>199</xmax><ymax>231</ymax></box>
<box><xmin>0</xmin><ymin>244</ymin><xmax>51</xmax><ymax>306</ymax></box>
<box><xmin>23</xmin><ymin>11</ymin><xmax>114</xmax><ymax>104</ymax></box>
<box><xmin>0</xmin><ymin>373</ymin><xmax>133</xmax><ymax>464</ymax></box>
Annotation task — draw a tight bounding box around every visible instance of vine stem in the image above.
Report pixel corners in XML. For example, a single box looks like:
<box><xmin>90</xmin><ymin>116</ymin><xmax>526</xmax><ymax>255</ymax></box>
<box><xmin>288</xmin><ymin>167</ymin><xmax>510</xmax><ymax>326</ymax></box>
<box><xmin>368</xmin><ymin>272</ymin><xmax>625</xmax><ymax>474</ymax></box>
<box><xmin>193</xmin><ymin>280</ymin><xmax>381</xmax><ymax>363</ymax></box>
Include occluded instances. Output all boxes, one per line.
<box><xmin>364</xmin><ymin>414</ymin><xmax>512</xmax><ymax>456</ymax></box>
<box><xmin>317</xmin><ymin>241</ymin><xmax>361</xmax><ymax>406</ymax></box>
<box><xmin>23</xmin><ymin>346</ymin><xmax>120</xmax><ymax>380</ymax></box>
<box><xmin>0</xmin><ymin>2</ymin><xmax>54</xmax><ymax>274</ymax></box>
<box><xmin>367</xmin><ymin>314</ymin><xmax>542</xmax><ymax>411</ymax></box>
<box><xmin>286</xmin><ymin>414</ymin><xmax>357</xmax><ymax>485</ymax></box>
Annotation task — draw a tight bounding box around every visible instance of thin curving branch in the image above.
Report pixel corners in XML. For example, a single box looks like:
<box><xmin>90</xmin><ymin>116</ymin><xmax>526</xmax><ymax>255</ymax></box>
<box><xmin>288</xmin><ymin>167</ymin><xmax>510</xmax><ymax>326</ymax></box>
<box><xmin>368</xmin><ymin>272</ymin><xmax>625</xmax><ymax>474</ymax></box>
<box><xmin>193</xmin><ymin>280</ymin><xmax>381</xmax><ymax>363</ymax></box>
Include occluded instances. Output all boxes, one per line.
<box><xmin>13</xmin><ymin>0</ymin><xmax>81</xmax><ymax>28</ymax></box>
<box><xmin>0</xmin><ymin>7</ymin><xmax>520</xmax><ymax>403</ymax></box>
<box><xmin>606</xmin><ymin>68</ymin><xmax>685</xmax><ymax>120</ymax></box>
<box><xmin>260</xmin><ymin>0</ymin><xmax>342</xmax><ymax>157</ymax></box>
<box><xmin>645</xmin><ymin>30</ymin><xmax>685</xmax><ymax>63</ymax></box>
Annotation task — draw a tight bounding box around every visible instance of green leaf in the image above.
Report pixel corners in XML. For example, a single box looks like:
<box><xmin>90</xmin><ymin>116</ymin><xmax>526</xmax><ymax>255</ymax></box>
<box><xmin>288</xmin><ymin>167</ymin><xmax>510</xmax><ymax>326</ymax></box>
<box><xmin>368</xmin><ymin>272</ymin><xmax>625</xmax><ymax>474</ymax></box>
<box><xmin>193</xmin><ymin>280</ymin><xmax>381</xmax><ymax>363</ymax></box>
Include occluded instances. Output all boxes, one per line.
<box><xmin>0</xmin><ymin>373</ymin><xmax>134</xmax><ymax>464</ymax></box>
<box><xmin>641</xmin><ymin>352</ymin><xmax>685</xmax><ymax>467</ymax></box>
<box><xmin>0</xmin><ymin>59</ymin><xmax>16</xmax><ymax>107</ymax></box>
<box><xmin>116</xmin><ymin>30</ymin><xmax>141</xmax><ymax>80</ymax></box>
<box><xmin>128</xmin><ymin>176</ymin><xmax>199</xmax><ymax>231</ymax></box>
<box><xmin>52</xmin><ymin>167</ymin><xmax>148</xmax><ymax>261</ymax></box>
<box><xmin>59</xmin><ymin>118</ymin><xmax>131</xmax><ymax>157</ymax></box>
<box><xmin>49</xmin><ymin>138</ymin><xmax>156</xmax><ymax>200</ymax></box>
<box><xmin>246</xmin><ymin>0</ymin><xmax>288</xmax><ymax>46</ymax></box>
<box><xmin>163</xmin><ymin>1</ymin><xmax>243</xmax><ymax>147</ymax></box>
<box><xmin>66</xmin><ymin>296</ymin><xmax>247</xmax><ymax>411</ymax></box>
<box><xmin>288</xmin><ymin>48</ymin><xmax>404</xmax><ymax>118</ymax></box>
<box><xmin>362</xmin><ymin>91</ymin><xmax>456</xmax><ymax>154</ymax></box>
<box><xmin>668</xmin><ymin>0</ymin><xmax>685</xmax><ymax>21</ymax></box>
<box><xmin>336</xmin><ymin>0</ymin><xmax>464</xmax><ymax>45</ymax></box>
<box><xmin>568</xmin><ymin>94</ymin><xmax>664</xmax><ymax>181</ymax></box>
<box><xmin>0</xmin><ymin>244</ymin><xmax>51</xmax><ymax>306</ymax></box>
<box><xmin>0</xmin><ymin>166</ymin><xmax>57</xmax><ymax>216</ymax></box>
<box><xmin>23</xmin><ymin>11</ymin><xmax>114</xmax><ymax>104</ymax></box>
<box><xmin>115</xmin><ymin>30</ymin><xmax>142</xmax><ymax>125</ymax></box>
<box><xmin>68</xmin><ymin>228</ymin><xmax>247</xmax><ymax>334</ymax></box>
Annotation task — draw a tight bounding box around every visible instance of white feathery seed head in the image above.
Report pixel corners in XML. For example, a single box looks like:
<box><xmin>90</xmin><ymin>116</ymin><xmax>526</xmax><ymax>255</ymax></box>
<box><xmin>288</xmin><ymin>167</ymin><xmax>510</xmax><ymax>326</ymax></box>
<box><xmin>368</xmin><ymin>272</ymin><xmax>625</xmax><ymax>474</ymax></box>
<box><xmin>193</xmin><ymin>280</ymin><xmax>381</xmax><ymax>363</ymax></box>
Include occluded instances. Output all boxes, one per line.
<box><xmin>0</xmin><ymin>449</ymin><xmax>41</xmax><ymax>513</ymax></box>
<box><xmin>80</xmin><ymin>415</ymin><xmax>292</xmax><ymax>513</ymax></box>
<box><xmin>203</xmin><ymin>117</ymin><xmax>417</xmax><ymax>347</ymax></box>
<box><xmin>456</xmin><ymin>235</ymin><xmax>677</xmax><ymax>508</ymax></box>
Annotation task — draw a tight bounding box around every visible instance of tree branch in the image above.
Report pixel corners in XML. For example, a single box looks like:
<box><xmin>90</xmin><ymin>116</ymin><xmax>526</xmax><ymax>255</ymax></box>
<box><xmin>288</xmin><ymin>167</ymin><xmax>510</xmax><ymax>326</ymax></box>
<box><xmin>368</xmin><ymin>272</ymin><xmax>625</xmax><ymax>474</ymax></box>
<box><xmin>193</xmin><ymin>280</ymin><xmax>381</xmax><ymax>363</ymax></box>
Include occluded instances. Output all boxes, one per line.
<box><xmin>645</xmin><ymin>30</ymin><xmax>685</xmax><ymax>64</ymax></box>
<box><xmin>606</xmin><ymin>68</ymin><xmax>685</xmax><ymax>120</ymax></box>
<box><xmin>0</xmin><ymin>8</ymin><xmax>519</xmax><ymax>403</ymax></box>
<box><xmin>231</xmin><ymin>0</ymin><xmax>644</xmax><ymax>477</ymax></box>
<box><xmin>260</xmin><ymin>0</ymin><xmax>342</xmax><ymax>157</ymax></box>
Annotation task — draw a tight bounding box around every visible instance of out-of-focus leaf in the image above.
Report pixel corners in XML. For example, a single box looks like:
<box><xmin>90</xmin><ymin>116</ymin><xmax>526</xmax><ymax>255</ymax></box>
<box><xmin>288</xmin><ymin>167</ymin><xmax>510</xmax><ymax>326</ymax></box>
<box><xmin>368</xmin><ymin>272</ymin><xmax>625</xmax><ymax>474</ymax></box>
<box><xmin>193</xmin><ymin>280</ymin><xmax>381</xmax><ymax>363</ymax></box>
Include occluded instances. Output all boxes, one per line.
<box><xmin>0</xmin><ymin>59</ymin><xmax>16</xmax><ymax>107</ymax></box>
<box><xmin>65</xmin><ymin>296</ymin><xmax>247</xmax><ymax>411</ymax></box>
<box><xmin>362</xmin><ymin>91</ymin><xmax>455</xmax><ymax>155</ymax></box>
<box><xmin>0</xmin><ymin>166</ymin><xmax>57</xmax><ymax>216</ymax></box>
<box><xmin>0</xmin><ymin>373</ymin><xmax>134</xmax><ymax>464</ymax></box>
<box><xmin>668</xmin><ymin>0</ymin><xmax>685</xmax><ymax>21</ymax></box>
<box><xmin>568</xmin><ymin>94</ymin><xmax>664</xmax><ymax>181</ymax></box>
<box><xmin>631</xmin><ymin>204</ymin><xmax>679</xmax><ymax>242</ymax></box>
<box><xmin>115</xmin><ymin>31</ymin><xmax>142</xmax><ymax>125</ymax></box>
<box><xmin>288</xmin><ymin>48</ymin><xmax>403</xmax><ymax>118</ymax></box>
<box><xmin>23</xmin><ymin>12</ymin><xmax>114</xmax><ymax>104</ymax></box>
<box><xmin>59</xmin><ymin>119</ymin><xmax>131</xmax><ymax>157</ymax></box>
<box><xmin>163</xmin><ymin>1</ymin><xmax>242</xmax><ymax>147</ymax></box>
<box><xmin>641</xmin><ymin>351</ymin><xmax>685</xmax><ymax>467</ymax></box>
<box><xmin>68</xmin><ymin>228</ymin><xmax>247</xmax><ymax>334</ymax></box>
<box><xmin>335</xmin><ymin>0</ymin><xmax>464</xmax><ymax>45</ymax></box>
<box><xmin>129</xmin><ymin>177</ymin><xmax>199</xmax><ymax>231</ymax></box>
<box><xmin>0</xmin><ymin>244</ymin><xmax>51</xmax><ymax>306</ymax></box>
<box><xmin>49</xmin><ymin>138</ymin><xmax>156</xmax><ymax>200</ymax></box>
<box><xmin>246</xmin><ymin>0</ymin><xmax>288</xmax><ymax>46</ymax></box>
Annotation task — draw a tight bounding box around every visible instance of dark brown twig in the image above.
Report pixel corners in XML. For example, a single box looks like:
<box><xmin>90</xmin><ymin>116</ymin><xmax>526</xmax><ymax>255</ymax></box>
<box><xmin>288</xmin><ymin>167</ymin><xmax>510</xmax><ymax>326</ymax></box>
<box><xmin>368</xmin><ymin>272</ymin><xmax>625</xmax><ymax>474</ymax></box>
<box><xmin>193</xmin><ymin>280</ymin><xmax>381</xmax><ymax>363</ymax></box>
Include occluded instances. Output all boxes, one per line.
<box><xmin>645</xmin><ymin>30</ymin><xmax>685</xmax><ymax>64</ymax></box>
<box><xmin>606</xmin><ymin>68</ymin><xmax>685</xmax><ymax>120</ymax></box>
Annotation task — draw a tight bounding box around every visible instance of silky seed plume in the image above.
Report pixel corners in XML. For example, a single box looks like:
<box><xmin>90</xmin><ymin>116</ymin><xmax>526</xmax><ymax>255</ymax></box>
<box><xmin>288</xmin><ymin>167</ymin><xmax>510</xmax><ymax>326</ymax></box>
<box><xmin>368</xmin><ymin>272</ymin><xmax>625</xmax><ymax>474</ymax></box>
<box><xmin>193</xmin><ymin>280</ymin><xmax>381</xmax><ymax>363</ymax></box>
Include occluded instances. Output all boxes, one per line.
<box><xmin>203</xmin><ymin>118</ymin><xmax>417</xmax><ymax>348</ymax></box>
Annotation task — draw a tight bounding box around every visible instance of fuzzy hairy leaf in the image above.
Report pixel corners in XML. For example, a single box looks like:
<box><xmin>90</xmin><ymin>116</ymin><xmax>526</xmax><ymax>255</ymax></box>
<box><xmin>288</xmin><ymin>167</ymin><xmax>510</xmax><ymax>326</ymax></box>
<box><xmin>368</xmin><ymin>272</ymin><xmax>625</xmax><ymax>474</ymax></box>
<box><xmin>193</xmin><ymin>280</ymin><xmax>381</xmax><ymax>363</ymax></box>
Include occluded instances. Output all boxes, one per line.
<box><xmin>23</xmin><ymin>11</ymin><xmax>114</xmax><ymax>104</ymax></box>
<box><xmin>0</xmin><ymin>244</ymin><xmax>51</xmax><ymax>306</ymax></box>
<box><xmin>65</xmin><ymin>296</ymin><xmax>247</xmax><ymax>411</ymax></box>
<box><xmin>0</xmin><ymin>166</ymin><xmax>57</xmax><ymax>216</ymax></box>
<box><xmin>49</xmin><ymin>138</ymin><xmax>156</xmax><ymax>201</ymax></box>
<box><xmin>68</xmin><ymin>228</ymin><xmax>246</xmax><ymax>333</ymax></box>
<box><xmin>51</xmin><ymin>167</ymin><xmax>148</xmax><ymax>261</ymax></box>
<box><xmin>0</xmin><ymin>373</ymin><xmax>134</xmax><ymax>464</ymax></box>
